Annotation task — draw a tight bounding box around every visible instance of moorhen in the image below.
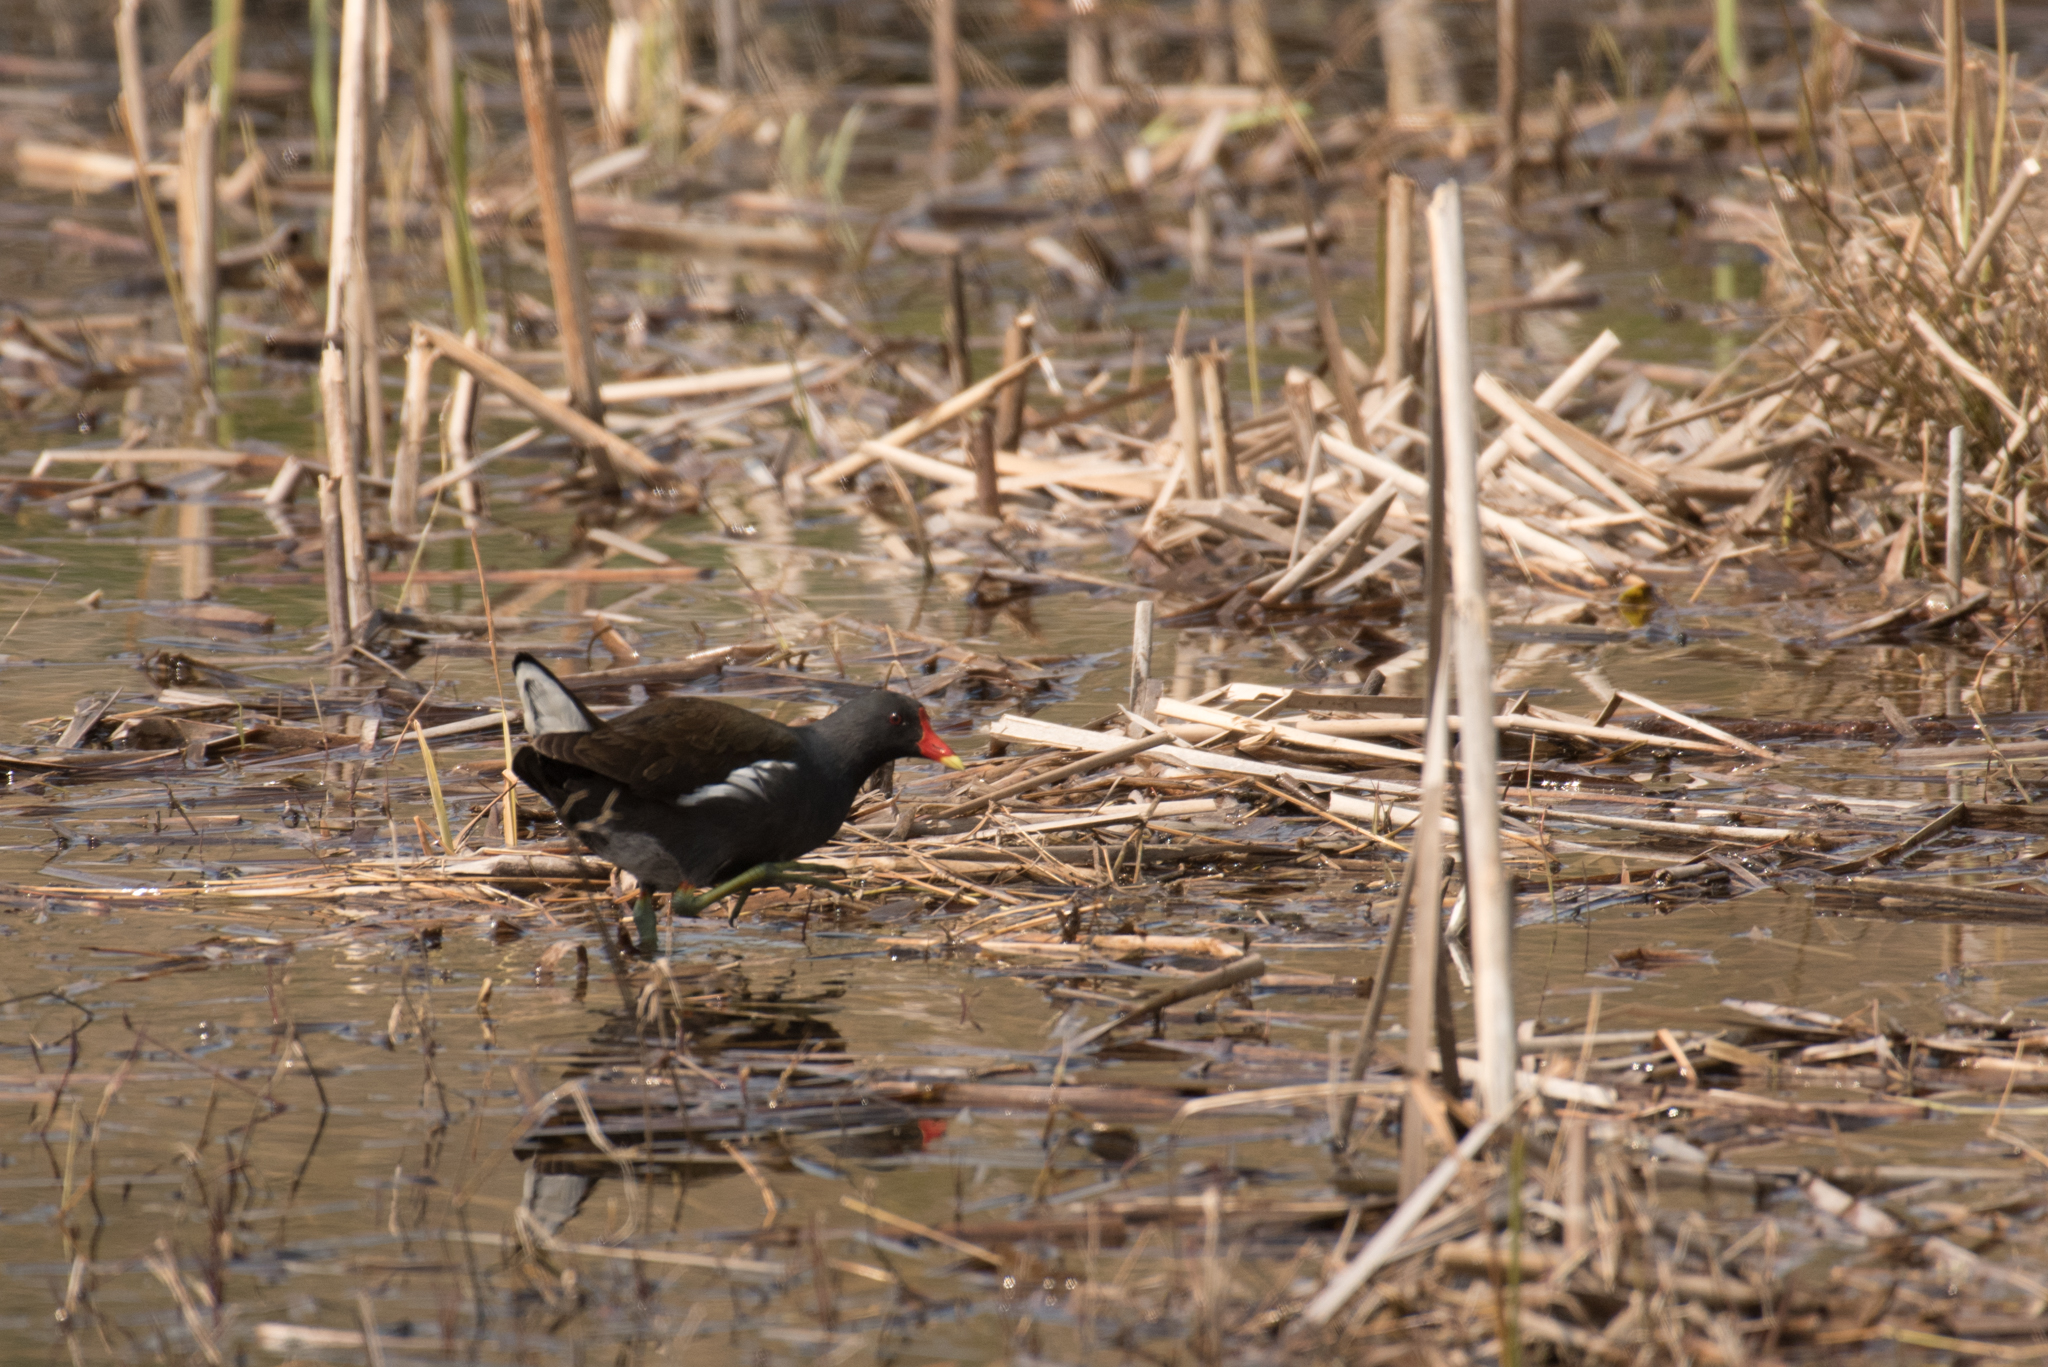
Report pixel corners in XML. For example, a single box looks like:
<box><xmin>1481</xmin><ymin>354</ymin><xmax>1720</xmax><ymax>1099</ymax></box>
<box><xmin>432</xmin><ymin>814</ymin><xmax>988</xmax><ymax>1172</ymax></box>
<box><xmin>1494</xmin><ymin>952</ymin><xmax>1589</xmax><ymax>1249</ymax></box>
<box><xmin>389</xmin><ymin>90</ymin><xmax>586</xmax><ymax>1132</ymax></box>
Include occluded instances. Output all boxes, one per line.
<box><xmin>509</xmin><ymin>653</ymin><xmax>964</xmax><ymax>942</ymax></box>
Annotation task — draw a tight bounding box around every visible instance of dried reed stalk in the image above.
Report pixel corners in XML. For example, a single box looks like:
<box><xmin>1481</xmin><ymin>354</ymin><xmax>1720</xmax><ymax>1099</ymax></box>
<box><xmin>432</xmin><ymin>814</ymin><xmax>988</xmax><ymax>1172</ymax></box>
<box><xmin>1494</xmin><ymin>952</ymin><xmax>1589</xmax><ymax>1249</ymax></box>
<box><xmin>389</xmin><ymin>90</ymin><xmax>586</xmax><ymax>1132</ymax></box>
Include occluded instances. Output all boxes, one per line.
<box><xmin>993</xmin><ymin>311</ymin><xmax>1035</xmax><ymax>455</ymax></box>
<box><xmin>436</xmin><ymin>332</ymin><xmax>484</xmax><ymax>529</ymax></box>
<box><xmin>1381</xmin><ymin>174</ymin><xmax>1415</xmax><ymax>384</ymax></box>
<box><xmin>414</xmin><ymin>323</ymin><xmax>672</xmax><ymax>487</ymax></box>
<box><xmin>1304</xmin><ymin>225</ymin><xmax>1364</xmax><ymax>446</ymax></box>
<box><xmin>1201</xmin><ymin>348</ymin><xmax>1237</xmax><ymax>496</ymax></box>
<box><xmin>176</xmin><ymin>86</ymin><xmax>217</xmax><ymax>379</ymax></box>
<box><xmin>391</xmin><ymin>328</ymin><xmax>433</xmax><ymax>535</ymax></box>
<box><xmin>1068</xmin><ymin>0</ymin><xmax>1104</xmax><ymax>143</ymax></box>
<box><xmin>1495</xmin><ymin>0</ymin><xmax>1521</xmax><ymax>203</ymax></box>
<box><xmin>114</xmin><ymin>0</ymin><xmax>149</xmax><ymax>166</ymax></box>
<box><xmin>1428</xmin><ymin>181</ymin><xmax>1515</xmax><ymax>1122</ymax></box>
<box><xmin>211</xmin><ymin>0</ymin><xmax>242</xmax><ymax>125</ymax></box>
<box><xmin>1947</xmin><ymin>424</ymin><xmax>1966</xmax><ymax>605</ymax></box>
<box><xmin>1169</xmin><ymin>352</ymin><xmax>1208</xmax><ymax>499</ymax></box>
<box><xmin>712</xmin><ymin>0</ymin><xmax>741</xmax><ymax>91</ymax></box>
<box><xmin>425</xmin><ymin>0</ymin><xmax>487</xmax><ymax>336</ymax></box>
<box><xmin>509</xmin><ymin>0</ymin><xmax>613</xmax><ymax>493</ymax></box>
<box><xmin>1282</xmin><ymin>381</ymin><xmax>1323</xmax><ymax>568</ymax></box>
<box><xmin>1127</xmin><ymin>600</ymin><xmax>1155</xmax><ymax>717</ymax></box>
<box><xmin>316</xmin><ymin>475</ymin><xmax>349</xmax><ymax>659</ymax></box>
<box><xmin>322</xmin><ymin>0</ymin><xmax>375</xmax><ymax>635</ymax></box>
<box><xmin>930</xmin><ymin>0</ymin><xmax>957</xmax><ymax>188</ymax></box>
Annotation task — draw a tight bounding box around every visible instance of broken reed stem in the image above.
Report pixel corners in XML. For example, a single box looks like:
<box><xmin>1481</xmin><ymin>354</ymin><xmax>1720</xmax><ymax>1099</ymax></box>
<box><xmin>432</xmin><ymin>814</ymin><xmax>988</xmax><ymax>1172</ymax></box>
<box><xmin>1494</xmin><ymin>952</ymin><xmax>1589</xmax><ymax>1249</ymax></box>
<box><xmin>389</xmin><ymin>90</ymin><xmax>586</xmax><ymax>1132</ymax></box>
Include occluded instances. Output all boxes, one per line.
<box><xmin>1285</xmin><ymin>373</ymin><xmax>1321</xmax><ymax>566</ymax></box>
<box><xmin>415</xmin><ymin>323</ymin><xmax>670</xmax><ymax>486</ymax></box>
<box><xmin>509</xmin><ymin>0</ymin><xmax>613</xmax><ymax>493</ymax></box>
<box><xmin>943</xmin><ymin>252</ymin><xmax>972</xmax><ymax>393</ymax></box>
<box><xmin>1495</xmin><ymin>0</ymin><xmax>1522</xmax><ymax>206</ymax></box>
<box><xmin>391</xmin><ymin>328</ymin><xmax>433</xmax><ymax>535</ymax></box>
<box><xmin>1953</xmin><ymin>156</ymin><xmax>2040</xmax><ymax>286</ymax></box>
<box><xmin>935</xmin><ymin>255</ymin><xmax>1000</xmax><ymax>518</ymax></box>
<box><xmin>1304</xmin><ymin>222</ymin><xmax>1365</xmax><ymax>447</ymax></box>
<box><xmin>993</xmin><ymin>311</ymin><xmax>1034</xmax><ymax>454</ymax></box>
<box><xmin>1241</xmin><ymin>244</ymin><xmax>1262</xmax><ymax>410</ymax></box>
<box><xmin>809</xmin><ymin>350</ymin><xmax>1046</xmax><ymax>486</ymax></box>
<box><xmin>1948</xmin><ymin>424</ymin><xmax>1966</xmax><ymax>606</ymax></box>
<box><xmin>878</xmin><ymin>458</ymin><xmax>936</xmax><ymax>577</ymax></box>
<box><xmin>969</xmin><ymin>413</ymin><xmax>999</xmax><ymax>520</ymax></box>
<box><xmin>1334</xmin><ymin>826</ymin><xmax>1412</xmax><ymax>1151</ymax></box>
<box><xmin>468</xmin><ymin>527</ymin><xmax>518</xmax><ymax>848</ymax></box>
<box><xmin>1067</xmin><ymin>955</ymin><xmax>1266</xmax><ymax>1051</ymax></box>
<box><xmin>1128</xmin><ymin>599</ymin><xmax>1155</xmax><ymax>715</ymax></box>
<box><xmin>1262</xmin><ymin>481</ymin><xmax>1395</xmax><ymax>604</ymax></box>
<box><xmin>115</xmin><ymin>105</ymin><xmax>205</xmax><ymax>392</ymax></box>
<box><xmin>933</xmin><ymin>729</ymin><xmax>1173</xmax><ymax>820</ymax></box>
<box><xmin>1201</xmin><ymin>347</ymin><xmax>1237</xmax><ymax>496</ymax></box>
<box><xmin>1428</xmin><ymin>181</ymin><xmax>1515</xmax><ymax>1123</ymax></box>
<box><xmin>414</xmin><ymin>724</ymin><xmax>455</xmax><ymax>856</ymax></box>
<box><xmin>1169</xmin><ymin>351</ymin><xmax>1208</xmax><ymax>499</ymax></box>
<box><xmin>317</xmin><ymin>474</ymin><xmax>349</xmax><ymax>659</ymax></box>
<box><xmin>1382</xmin><ymin>174</ymin><xmax>1415</xmax><ymax>385</ymax></box>
<box><xmin>1304</xmin><ymin>1105</ymin><xmax>1519</xmax><ymax>1323</ymax></box>
<box><xmin>177</xmin><ymin>85</ymin><xmax>218</xmax><ymax>384</ymax></box>
<box><xmin>443</xmin><ymin>344</ymin><xmax>484</xmax><ymax>527</ymax></box>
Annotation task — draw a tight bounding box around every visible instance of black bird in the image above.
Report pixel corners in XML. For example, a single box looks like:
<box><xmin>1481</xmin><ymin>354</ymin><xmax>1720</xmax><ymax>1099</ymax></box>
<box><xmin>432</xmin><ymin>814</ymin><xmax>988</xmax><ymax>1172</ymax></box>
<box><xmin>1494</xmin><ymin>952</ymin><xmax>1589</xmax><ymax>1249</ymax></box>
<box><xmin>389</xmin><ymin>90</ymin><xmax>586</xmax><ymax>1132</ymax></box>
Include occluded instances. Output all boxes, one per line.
<box><xmin>509</xmin><ymin>653</ymin><xmax>963</xmax><ymax>941</ymax></box>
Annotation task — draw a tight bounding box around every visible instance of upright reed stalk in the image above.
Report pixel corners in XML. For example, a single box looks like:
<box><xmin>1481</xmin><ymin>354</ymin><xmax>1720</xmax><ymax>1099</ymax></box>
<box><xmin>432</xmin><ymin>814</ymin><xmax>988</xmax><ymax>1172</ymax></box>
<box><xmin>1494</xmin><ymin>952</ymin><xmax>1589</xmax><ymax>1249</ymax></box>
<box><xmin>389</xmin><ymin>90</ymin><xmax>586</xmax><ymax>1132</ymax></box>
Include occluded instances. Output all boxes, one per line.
<box><xmin>509</xmin><ymin>0</ymin><xmax>613</xmax><ymax>492</ymax></box>
<box><xmin>115</xmin><ymin>0</ymin><xmax>149</xmax><ymax>164</ymax></box>
<box><xmin>211</xmin><ymin>0</ymin><xmax>242</xmax><ymax>127</ymax></box>
<box><xmin>176</xmin><ymin>85</ymin><xmax>218</xmax><ymax>384</ymax></box>
<box><xmin>426</xmin><ymin>1</ymin><xmax>486</xmax><ymax>335</ymax></box>
<box><xmin>1428</xmin><ymin>181</ymin><xmax>1515</xmax><ymax>1122</ymax></box>
<box><xmin>312</xmin><ymin>0</ymin><xmax>336</xmax><ymax>167</ymax></box>
<box><xmin>323</xmin><ymin>0</ymin><xmax>376</xmax><ymax>636</ymax></box>
<box><xmin>930</xmin><ymin>0</ymin><xmax>957</xmax><ymax>188</ymax></box>
<box><xmin>1496</xmin><ymin>0</ymin><xmax>1522</xmax><ymax>205</ymax></box>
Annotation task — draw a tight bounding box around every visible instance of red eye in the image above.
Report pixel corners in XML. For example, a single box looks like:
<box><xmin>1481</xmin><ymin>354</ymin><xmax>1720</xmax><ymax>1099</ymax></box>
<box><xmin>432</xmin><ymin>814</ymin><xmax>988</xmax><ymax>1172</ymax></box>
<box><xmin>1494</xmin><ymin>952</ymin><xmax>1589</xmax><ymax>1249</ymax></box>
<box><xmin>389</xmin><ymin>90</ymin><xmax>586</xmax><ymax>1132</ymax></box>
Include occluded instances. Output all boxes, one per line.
<box><xmin>888</xmin><ymin>713</ymin><xmax>905</xmax><ymax>726</ymax></box>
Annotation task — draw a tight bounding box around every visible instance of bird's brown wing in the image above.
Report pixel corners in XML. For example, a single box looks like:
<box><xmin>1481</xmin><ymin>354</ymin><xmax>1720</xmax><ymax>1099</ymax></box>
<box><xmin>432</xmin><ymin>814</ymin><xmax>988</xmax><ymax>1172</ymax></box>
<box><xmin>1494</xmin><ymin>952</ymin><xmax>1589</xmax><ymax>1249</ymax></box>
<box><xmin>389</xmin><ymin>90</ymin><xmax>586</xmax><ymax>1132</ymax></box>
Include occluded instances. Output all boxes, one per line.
<box><xmin>528</xmin><ymin>697</ymin><xmax>802</xmax><ymax>803</ymax></box>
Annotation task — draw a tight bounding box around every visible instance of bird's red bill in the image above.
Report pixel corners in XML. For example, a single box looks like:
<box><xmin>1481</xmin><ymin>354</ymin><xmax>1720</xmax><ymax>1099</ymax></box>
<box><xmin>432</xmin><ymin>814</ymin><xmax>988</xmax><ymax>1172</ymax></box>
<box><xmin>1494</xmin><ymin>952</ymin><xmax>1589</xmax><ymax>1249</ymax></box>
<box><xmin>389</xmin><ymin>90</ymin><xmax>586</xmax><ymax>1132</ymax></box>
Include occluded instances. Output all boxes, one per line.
<box><xmin>917</xmin><ymin>710</ymin><xmax>965</xmax><ymax>770</ymax></box>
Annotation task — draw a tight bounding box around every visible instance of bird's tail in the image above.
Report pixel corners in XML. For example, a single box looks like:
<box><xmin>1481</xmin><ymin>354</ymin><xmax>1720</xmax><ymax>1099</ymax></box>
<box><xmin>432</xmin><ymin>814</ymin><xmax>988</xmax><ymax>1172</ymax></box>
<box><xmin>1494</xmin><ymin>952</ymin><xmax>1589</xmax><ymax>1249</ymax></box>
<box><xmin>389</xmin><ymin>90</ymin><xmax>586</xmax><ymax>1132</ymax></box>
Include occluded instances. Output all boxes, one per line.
<box><xmin>513</xmin><ymin>653</ymin><xmax>602</xmax><ymax>735</ymax></box>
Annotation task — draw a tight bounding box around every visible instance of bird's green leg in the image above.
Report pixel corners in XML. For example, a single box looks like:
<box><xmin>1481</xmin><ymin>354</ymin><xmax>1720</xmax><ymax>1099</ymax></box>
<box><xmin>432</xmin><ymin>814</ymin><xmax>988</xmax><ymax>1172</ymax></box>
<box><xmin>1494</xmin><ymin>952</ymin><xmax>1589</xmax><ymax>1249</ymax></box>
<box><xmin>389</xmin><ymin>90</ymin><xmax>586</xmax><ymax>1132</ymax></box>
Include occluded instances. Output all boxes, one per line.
<box><xmin>631</xmin><ymin>892</ymin><xmax>660</xmax><ymax>956</ymax></box>
<box><xmin>672</xmin><ymin>862</ymin><xmax>846</xmax><ymax>920</ymax></box>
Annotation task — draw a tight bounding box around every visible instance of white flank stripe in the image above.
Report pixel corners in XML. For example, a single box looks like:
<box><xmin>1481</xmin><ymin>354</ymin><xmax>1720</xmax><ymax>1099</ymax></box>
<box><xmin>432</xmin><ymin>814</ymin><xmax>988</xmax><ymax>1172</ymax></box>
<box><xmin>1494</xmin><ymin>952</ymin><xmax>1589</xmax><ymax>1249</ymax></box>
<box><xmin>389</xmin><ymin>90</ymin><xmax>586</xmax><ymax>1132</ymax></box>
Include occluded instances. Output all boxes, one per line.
<box><xmin>673</xmin><ymin>760</ymin><xmax>799</xmax><ymax>808</ymax></box>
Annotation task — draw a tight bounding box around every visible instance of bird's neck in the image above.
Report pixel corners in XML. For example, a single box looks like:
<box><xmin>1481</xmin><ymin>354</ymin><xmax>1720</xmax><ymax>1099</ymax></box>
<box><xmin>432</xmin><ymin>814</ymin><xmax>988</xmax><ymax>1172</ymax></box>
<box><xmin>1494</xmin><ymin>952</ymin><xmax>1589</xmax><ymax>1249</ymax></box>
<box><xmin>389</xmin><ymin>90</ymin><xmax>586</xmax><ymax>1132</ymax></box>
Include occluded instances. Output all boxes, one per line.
<box><xmin>797</xmin><ymin>709</ymin><xmax>892</xmax><ymax>787</ymax></box>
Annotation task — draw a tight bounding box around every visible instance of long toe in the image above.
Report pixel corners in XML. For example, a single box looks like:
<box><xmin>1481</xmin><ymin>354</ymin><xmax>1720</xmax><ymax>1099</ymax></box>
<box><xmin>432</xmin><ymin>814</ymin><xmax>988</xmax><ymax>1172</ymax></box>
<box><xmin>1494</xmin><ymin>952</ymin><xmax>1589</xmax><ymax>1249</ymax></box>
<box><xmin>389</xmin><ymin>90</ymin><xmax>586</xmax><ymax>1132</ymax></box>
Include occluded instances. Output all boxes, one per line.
<box><xmin>771</xmin><ymin>861</ymin><xmax>845</xmax><ymax>879</ymax></box>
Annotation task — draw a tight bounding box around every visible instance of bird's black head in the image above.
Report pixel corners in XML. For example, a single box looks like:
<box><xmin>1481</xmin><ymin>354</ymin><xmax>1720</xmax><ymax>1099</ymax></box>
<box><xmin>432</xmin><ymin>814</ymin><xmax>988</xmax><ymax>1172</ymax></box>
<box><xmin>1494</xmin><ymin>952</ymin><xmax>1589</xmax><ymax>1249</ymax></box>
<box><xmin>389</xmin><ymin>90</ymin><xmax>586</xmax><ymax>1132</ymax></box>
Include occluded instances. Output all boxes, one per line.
<box><xmin>819</xmin><ymin>689</ymin><xmax>965</xmax><ymax>770</ymax></box>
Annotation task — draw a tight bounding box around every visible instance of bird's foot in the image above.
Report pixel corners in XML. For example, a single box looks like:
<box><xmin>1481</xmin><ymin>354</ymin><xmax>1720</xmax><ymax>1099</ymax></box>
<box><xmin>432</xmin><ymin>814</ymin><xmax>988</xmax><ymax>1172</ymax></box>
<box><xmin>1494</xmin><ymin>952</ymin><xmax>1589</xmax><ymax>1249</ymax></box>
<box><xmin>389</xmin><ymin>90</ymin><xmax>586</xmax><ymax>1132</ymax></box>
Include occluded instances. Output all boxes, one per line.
<box><xmin>672</xmin><ymin>862</ymin><xmax>849</xmax><ymax>923</ymax></box>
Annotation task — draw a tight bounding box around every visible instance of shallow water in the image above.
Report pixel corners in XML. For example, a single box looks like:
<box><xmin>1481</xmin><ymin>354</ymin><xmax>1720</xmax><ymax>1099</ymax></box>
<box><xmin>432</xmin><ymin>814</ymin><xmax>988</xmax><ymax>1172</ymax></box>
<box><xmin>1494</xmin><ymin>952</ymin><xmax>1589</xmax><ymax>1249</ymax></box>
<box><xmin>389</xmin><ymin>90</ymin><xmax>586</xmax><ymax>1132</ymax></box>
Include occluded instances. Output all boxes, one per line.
<box><xmin>6</xmin><ymin>482</ymin><xmax>2046</xmax><ymax>1362</ymax></box>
